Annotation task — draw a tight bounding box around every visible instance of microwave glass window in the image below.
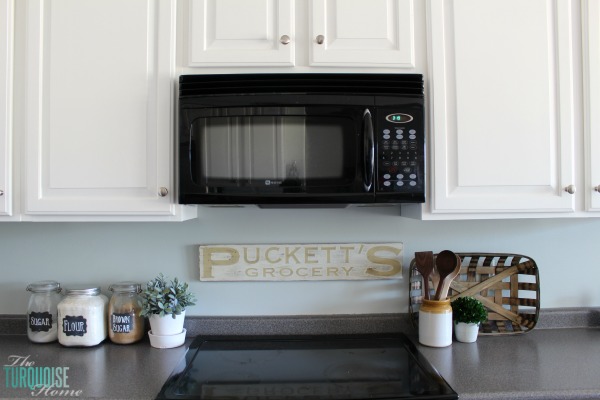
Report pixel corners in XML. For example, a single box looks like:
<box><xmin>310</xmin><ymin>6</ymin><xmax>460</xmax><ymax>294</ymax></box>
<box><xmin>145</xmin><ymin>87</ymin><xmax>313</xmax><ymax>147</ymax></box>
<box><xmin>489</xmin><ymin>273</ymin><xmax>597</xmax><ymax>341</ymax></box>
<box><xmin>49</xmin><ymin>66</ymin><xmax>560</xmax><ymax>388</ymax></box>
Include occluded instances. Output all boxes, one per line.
<box><xmin>191</xmin><ymin>116</ymin><xmax>358</xmax><ymax>189</ymax></box>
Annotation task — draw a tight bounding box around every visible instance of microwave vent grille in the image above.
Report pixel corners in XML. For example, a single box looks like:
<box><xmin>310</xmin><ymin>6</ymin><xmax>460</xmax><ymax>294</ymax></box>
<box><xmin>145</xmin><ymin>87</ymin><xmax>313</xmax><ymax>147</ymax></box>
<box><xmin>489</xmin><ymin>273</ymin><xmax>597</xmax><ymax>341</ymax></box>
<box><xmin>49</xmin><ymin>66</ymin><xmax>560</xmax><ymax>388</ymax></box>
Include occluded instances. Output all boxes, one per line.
<box><xmin>179</xmin><ymin>73</ymin><xmax>423</xmax><ymax>97</ymax></box>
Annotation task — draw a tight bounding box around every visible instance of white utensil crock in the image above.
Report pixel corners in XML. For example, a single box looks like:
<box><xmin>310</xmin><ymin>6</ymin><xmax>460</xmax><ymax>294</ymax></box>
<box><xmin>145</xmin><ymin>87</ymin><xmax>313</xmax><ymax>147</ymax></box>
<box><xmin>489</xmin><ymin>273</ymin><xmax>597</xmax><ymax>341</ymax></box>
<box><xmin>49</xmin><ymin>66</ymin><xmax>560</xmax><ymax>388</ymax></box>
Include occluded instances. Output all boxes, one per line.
<box><xmin>419</xmin><ymin>299</ymin><xmax>452</xmax><ymax>347</ymax></box>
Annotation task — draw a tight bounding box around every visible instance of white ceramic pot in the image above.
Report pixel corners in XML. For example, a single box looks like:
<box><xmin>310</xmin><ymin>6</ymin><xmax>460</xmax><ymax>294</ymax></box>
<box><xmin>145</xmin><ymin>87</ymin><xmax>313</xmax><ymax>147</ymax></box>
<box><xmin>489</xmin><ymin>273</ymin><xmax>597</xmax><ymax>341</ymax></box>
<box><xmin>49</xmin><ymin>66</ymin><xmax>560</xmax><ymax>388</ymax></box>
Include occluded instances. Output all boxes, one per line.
<box><xmin>454</xmin><ymin>321</ymin><xmax>479</xmax><ymax>343</ymax></box>
<box><xmin>148</xmin><ymin>310</ymin><xmax>185</xmax><ymax>336</ymax></box>
<box><xmin>148</xmin><ymin>329</ymin><xmax>186</xmax><ymax>349</ymax></box>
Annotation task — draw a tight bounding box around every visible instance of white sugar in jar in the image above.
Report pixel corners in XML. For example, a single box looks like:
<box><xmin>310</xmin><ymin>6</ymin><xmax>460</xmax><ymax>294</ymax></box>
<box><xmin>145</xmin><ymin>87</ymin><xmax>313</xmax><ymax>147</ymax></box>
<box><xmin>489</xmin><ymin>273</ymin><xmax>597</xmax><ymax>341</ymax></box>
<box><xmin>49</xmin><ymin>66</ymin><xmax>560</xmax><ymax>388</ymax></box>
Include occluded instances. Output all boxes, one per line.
<box><xmin>26</xmin><ymin>281</ymin><xmax>63</xmax><ymax>343</ymax></box>
<box><xmin>57</xmin><ymin>287</ymin><xmax>108</xmax><ymax>347</ymax></box>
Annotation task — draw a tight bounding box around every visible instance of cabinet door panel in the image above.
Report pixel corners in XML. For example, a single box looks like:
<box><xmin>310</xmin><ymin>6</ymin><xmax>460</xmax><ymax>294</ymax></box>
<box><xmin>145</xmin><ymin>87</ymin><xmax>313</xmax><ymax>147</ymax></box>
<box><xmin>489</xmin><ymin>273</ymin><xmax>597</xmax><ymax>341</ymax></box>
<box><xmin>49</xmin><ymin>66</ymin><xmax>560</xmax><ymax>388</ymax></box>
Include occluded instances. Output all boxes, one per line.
<box><xmin>25</xmin><ymin>0</ymin><xmax>175</xmax><ymax>215</ymax></box>
<box><xmin>584</xmin><ymin>0</ymin><xmax>600</xmax><ymax>211</ymax></box>
<box><xmin>310</xmin><ymin>0</ymin><xmax>415</xmax><ymax>67</ymax></box>
<box><xmin>188</xmin><ymin>0</ymin><xmax>294</xmax><ymax>66</ymax></box>
<box><xmin>428</xmin><ymin>0</ymin><xmax>575</xmax><ymax>214</ymax></box>
<box><xmin>0</xmin><ymin>0</ymin><xmax>12</xmax><ymax>217</ymax></box>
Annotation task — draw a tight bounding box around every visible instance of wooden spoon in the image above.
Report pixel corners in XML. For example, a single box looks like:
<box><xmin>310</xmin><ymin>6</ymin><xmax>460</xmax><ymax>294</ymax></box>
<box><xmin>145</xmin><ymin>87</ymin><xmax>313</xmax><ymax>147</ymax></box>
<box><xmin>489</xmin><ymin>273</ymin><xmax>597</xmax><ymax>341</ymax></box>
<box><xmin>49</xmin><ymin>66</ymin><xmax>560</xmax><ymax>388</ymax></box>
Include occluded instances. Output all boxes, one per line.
<box><xmin>442</xmin><ymin>253</ymin><xmax>462</xmax><ymax>300</ymax></box>
<box><xmin>434</xmin><ymin>250</ymin><xmax>461</xmax><ymax>300</ymax></box>
<box><xmin>415</xmin><ymin>251</ymin><xmax>434</xmax><ymax>300</ymax></box>
<box><xmin>431</xmin><ymin>266</ymin><xmax>440</xmax><ymax>294</ymax></box>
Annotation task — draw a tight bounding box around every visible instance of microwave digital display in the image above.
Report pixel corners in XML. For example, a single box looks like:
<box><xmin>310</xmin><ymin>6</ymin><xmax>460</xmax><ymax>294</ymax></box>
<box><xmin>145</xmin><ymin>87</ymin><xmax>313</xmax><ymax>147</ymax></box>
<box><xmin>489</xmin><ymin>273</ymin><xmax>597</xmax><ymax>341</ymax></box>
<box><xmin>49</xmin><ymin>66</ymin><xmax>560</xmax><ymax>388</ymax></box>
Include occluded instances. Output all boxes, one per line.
<box><xmin>386</xmin><ymin>113</ymin><xmax>414</xmax><ymax>123</ymax></box>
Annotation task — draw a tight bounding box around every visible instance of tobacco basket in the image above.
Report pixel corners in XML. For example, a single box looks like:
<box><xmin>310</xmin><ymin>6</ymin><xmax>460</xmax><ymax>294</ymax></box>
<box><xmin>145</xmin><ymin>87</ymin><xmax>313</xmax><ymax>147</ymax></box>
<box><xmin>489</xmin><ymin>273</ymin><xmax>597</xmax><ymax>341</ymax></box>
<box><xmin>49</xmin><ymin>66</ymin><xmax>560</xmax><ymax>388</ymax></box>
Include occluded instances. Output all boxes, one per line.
<box><xmin>409</xmin><ymin>253</ymin><xmax>540</xmax><ymax>335</ymax></box>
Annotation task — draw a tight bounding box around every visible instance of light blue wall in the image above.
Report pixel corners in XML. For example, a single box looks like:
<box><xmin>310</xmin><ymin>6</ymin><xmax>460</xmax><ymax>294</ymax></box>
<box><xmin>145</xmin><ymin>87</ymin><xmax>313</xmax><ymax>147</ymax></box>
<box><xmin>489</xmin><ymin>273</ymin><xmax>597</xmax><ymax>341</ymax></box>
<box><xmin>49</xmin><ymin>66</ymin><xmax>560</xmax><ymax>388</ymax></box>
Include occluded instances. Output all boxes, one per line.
<box><xmin>2</xmin><ymin>207</ymin><xmax>598</xmax><ymax>316</ymax></box>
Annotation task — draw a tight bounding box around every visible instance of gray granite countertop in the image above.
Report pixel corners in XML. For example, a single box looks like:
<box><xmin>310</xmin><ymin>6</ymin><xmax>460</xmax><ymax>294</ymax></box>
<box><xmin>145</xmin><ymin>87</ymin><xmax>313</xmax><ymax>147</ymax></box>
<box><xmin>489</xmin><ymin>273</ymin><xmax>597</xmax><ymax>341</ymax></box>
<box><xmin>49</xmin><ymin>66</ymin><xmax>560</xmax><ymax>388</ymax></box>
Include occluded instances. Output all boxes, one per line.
<box><xmin>1</xmin><ymin>310</ymin><xmax>599</xmax><ymax>400</ymax></box>
<box><xmin>412</xmin><ymin>327</ymin><xmax>600</xmax><ymax>400</ymax></box>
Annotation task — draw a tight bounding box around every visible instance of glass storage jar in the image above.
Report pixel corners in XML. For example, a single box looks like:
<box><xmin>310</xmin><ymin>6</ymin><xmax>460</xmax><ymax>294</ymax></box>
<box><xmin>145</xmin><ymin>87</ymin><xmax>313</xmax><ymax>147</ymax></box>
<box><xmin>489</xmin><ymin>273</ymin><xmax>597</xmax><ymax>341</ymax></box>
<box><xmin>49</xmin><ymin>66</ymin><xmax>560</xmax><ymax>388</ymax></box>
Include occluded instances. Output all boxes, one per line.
<box><xmin>26</xmin><ymin>281</ymin><xmax>63</xmax><ymax>343</ymax></box>
<box><xmin>57</xmin><ymin>286</ymin><xmax>108</xmax><ymax>347</ymax></box>
<box><xmin>107</xmin><ymin>282</ymin><xmax>144</xmax><ymax>344</ymax></box>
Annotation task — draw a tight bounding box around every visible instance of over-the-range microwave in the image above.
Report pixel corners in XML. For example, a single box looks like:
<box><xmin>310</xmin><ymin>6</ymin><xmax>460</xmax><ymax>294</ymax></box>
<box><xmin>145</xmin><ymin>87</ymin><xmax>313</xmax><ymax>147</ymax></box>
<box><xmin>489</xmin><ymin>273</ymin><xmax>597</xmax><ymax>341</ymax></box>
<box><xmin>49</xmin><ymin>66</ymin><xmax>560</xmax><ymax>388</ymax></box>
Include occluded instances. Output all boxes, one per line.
<box><xmin>178</xmin><ymin>73</ymin><xmax>425</xmax><ymax>207</ymax></box>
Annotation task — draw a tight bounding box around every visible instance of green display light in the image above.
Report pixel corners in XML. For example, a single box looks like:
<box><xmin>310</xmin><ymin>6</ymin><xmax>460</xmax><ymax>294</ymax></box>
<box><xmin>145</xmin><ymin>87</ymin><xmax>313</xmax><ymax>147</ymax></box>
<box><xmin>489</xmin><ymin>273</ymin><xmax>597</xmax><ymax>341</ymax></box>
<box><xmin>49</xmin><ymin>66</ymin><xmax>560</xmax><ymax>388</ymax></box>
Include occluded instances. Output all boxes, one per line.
<box><xmin>385</xmin><ymin>113</ymin><xmax>414</xmax><ymax>124</ymax></box>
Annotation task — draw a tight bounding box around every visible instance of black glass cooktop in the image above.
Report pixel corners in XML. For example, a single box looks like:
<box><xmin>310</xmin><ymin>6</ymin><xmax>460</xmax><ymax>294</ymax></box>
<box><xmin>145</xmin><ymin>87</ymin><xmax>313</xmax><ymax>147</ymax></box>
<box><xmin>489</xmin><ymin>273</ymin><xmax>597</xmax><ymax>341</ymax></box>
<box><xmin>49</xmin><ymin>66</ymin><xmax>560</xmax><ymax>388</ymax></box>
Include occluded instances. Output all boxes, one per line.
<box><xmin>156</xmin><ymin>334</ymin><xmax>458</xmax><ymax>400</ymax></box>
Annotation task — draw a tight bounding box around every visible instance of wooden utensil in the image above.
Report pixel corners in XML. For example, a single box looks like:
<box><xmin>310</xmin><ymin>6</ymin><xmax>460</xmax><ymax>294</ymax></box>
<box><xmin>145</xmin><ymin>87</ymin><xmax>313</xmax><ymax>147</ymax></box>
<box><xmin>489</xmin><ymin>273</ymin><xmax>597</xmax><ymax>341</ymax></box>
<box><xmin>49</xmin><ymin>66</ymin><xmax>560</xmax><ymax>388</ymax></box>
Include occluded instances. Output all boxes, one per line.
<box><xmin>431</xmin><ymin>266</ymin><xmax>440</xmax><ymax>294</ymax></box>
<box><xmin>434</xmin><ymin>250</ymin><xmax>461</xmax><ymax>300</ymax></box>
<box><xmin>415</xmin><ymin>251</ymin><xmax>434</xmax><ymax>300</ymax></box>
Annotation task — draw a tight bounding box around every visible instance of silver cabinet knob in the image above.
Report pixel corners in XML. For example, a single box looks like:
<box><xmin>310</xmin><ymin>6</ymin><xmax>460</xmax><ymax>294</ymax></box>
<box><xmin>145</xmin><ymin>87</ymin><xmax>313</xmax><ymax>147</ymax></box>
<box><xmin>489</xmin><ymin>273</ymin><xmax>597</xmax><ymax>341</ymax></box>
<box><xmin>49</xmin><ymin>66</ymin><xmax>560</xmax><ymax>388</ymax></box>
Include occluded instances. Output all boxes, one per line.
<box><xmin>316</xmin><ymin>35</ymin><xmax>325</xmax><ymax>45</ymax></box>
<box><xmin>158</xmin><ymin>187</ymin><xmax>169</xmax><ymax>197</ymax></box>
<box><xmin>564</xmin><ymin>185</ymin><xmax>576</xmax><ymax>194</ymax></box>
<box><xmin>595</xmin><ymin>185</ymin><xmax>600</xmax><ymax>193</ymax></box>
<box><xmin>0</xmin><ymin>189</ymin><xmax>3</xmax><ymax>196</ymax></box>
<box><xmin>280</xmin><ymin>35</ymin><xmax>291</xmax><ymax>45</ymax></box>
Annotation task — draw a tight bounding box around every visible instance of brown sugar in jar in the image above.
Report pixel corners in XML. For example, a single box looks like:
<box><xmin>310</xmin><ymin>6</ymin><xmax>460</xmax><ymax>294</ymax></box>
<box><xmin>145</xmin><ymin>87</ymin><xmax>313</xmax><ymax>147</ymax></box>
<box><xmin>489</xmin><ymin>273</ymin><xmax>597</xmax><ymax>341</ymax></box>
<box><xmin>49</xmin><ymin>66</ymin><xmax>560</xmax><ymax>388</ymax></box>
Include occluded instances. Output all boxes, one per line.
<box><xmin>107</xmin><ymin>282</ymin><xmax>145</xmax><ymax>344</ymax></box>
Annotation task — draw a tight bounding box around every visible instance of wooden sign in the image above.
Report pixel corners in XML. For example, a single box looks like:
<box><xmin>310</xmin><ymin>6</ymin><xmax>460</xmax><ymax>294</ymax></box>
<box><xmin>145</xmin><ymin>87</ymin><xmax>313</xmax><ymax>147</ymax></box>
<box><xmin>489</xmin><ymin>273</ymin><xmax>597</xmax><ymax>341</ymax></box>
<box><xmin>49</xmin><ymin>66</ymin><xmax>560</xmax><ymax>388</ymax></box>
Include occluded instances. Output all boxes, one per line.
<box><xmin>199</xmin><ymin>243</ymin><xmax>403</xmax><ymax>282</ymax></box>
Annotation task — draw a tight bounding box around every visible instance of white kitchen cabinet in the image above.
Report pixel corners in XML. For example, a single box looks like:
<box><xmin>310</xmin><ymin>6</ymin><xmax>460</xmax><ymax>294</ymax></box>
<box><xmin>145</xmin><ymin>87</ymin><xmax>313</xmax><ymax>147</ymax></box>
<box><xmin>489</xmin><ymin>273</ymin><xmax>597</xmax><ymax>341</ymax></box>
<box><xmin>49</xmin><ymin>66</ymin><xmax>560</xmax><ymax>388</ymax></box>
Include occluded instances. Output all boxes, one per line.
<box><xmin>309</xmin><ymin>0</ymin><xmax>415</xmax><ymax>67</ymax></box>
<box><xmin>23</xmin><ymin>0</ymin><xmax>196</xmax><ymax>220</ymax></box>
<box><xmin>188</xmin><ymin>0</ymin><xmax>295</xmax><ymax>67</ymax></box>
<box><xmin>404</xmin><ymin>0</ymin><xmax>577</xmax><ymax>219</ymax></box>
<box><xmin>185</xmin><ymin>0</ymin><xmax>416</xmax><ymax>69</ymax></box>
<box><xmin>583</xmin><ymin>0</ymin><xmax>600</xmax><ymax>212</ymax></box>
<box><xmin>0</xmin><ymin>0</ymin><xmax>13</xmax><ymax>218</ymax></box>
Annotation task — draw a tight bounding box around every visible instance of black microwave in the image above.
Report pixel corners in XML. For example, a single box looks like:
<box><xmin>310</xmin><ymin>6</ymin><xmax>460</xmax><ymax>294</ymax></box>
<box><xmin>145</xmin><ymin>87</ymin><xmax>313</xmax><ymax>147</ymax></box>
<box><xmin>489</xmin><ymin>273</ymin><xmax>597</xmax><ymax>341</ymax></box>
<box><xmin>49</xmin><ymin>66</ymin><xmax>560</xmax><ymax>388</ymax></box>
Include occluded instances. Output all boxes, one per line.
<box><xmin>178</xmin><ymin>73</ymin><xmax>425</xmax><ymax>207</ymax></box>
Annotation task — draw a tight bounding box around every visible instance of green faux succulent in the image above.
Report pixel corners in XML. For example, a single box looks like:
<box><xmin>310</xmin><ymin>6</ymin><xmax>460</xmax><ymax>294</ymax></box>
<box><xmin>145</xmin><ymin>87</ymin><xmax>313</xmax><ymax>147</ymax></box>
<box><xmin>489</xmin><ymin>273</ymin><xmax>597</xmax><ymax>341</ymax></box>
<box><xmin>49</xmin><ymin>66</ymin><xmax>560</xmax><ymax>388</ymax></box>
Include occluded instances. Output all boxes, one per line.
<box><xmin>140</xmin><ymin>274</ymin><xmax>196</xmax><ymax>318</ymax></box>
<box><xmin>451</xmin><ymin>296</ymin><xmax>488</xmax><ymax>324</ymax></box>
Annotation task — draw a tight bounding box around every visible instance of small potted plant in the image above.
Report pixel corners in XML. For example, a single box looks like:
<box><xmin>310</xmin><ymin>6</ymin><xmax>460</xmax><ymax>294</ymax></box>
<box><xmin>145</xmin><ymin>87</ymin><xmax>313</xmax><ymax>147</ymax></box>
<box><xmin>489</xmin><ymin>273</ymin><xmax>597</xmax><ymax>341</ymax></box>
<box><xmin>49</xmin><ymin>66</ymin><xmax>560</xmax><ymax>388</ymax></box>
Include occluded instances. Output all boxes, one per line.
<box><xmin>451</xmin><ymin>296</ymin><xmax>487</xmax><ymax>343</ymax></box>
<box><xmin>140</xmin><ymin>274</ymin><xmax>196</xmax><ymax>348</ymax></box>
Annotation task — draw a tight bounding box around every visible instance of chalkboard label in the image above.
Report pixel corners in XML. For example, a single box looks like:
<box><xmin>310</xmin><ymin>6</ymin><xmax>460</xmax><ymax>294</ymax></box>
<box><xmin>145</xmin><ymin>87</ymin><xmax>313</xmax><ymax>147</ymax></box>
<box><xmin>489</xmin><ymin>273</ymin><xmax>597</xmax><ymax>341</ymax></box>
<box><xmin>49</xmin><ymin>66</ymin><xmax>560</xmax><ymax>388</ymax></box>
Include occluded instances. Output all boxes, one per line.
<box><xmin>29</xmin><ymin>311</ymin><xmax>53</xmax><ymax>332</ymax></box>
<box><xmin>111</xmin><ymin>313</ymin><xmax>134</xmax><ymax>334</ymax></box>
<box><xmin>62</xmin><ymin>315</ymin><xmax>87</xmax><ymax>336</ymax></box>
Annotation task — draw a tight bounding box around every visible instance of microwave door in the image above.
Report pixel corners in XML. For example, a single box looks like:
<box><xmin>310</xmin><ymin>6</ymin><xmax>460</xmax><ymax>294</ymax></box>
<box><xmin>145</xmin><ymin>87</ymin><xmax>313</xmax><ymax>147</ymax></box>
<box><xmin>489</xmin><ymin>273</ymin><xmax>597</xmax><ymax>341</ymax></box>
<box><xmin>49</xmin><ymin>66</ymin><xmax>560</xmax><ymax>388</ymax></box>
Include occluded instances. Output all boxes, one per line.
<box><xmin>190</xmin><ymin>107</ymin><xmax>372</xmax><ymax>203</ymax></box>
<box><xmin>197</xmin><ymin>116</ymin><xmax>307</xmax><ymax>189</ymax></box>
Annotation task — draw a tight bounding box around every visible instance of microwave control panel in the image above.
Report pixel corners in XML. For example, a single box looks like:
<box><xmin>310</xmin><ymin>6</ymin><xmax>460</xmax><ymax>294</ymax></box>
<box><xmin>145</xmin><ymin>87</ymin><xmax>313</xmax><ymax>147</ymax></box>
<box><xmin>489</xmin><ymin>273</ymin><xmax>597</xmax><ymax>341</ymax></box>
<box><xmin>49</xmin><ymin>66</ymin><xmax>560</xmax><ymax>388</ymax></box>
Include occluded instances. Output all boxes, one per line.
<box><xmin>375</xmin><ymin>109</ymin><xmax>424</xmax><ymax>194</ymax></box>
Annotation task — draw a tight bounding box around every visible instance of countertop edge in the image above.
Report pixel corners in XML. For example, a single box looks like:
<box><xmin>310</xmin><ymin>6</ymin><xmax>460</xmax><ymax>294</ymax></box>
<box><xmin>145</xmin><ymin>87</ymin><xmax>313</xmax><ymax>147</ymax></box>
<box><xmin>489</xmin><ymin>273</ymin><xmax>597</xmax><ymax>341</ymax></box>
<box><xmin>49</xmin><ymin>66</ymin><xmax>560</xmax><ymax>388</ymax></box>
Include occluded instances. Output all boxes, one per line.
<box><xmin>3</xmin><ymin>307</ymin><xmax>599</xmax><ymax>336</ymax></box>
<box><xmin>459</xmin><ymin>389</ymin><xmax>600</xmax><ymax>400</ymax></box>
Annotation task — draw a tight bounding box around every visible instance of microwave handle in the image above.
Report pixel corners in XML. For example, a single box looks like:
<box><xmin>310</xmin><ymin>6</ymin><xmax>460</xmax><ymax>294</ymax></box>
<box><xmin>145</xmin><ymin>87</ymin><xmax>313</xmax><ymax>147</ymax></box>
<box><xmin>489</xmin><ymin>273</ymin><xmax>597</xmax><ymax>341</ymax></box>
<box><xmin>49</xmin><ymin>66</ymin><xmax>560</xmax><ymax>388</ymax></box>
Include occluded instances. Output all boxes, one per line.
<box><xmin>363</xmin><ymin>109</ymin><xmax>375</xmax><ymax>192</ymax></box>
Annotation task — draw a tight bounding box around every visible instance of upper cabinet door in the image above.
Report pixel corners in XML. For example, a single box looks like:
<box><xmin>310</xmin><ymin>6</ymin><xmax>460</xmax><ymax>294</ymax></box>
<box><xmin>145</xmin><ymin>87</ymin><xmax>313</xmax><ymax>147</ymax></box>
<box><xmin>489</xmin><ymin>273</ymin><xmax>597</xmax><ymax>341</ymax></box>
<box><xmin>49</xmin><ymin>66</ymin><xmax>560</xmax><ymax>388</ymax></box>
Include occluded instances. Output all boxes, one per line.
<box><xmin>188</xmin><ymin>0</ymin><xmax>295</xmax><ymax>67</ymax></box>
<box><xmin>584</xmin><ymin>0</ymin><xmax>600</xmax><ymax>212</ymax></box>
<box><xmin>309</xmin><ymin>0</ymin><xmax>415</xmax><ymax>67</ymax></box>
<box><xmin>24</xmin><ymin>0</ymin><xmax>182</xmax><ymax>218</ymax></box>
<box><xmin>427</xmin><ymin>0</ymin><xmax>576</xmax><ymax>215</ymax></box>
<box><xmin>0</xmin><ymin>0</ymin><xmax>13</xmax><ymax>217</ymax></box>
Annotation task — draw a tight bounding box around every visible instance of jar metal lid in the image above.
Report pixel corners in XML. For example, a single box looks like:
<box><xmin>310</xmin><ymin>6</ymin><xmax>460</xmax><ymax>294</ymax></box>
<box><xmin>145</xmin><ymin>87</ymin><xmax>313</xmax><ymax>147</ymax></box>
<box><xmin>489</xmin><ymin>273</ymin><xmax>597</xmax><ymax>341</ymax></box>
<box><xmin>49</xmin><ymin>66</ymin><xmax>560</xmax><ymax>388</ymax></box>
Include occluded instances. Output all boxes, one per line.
<box><xmin>64</xmin><ymin>286</ymin><xmax>101</xmax><ymax>296</ymax></box>
<box><xmin>109</xmin><ymin>282</ymin><xmax>141</xmax><ymax>293</ymax></box>
<box><xmin>26</xmin><ymin>280</ymin><xmax>61</xmax><ymax>293</ymax></box>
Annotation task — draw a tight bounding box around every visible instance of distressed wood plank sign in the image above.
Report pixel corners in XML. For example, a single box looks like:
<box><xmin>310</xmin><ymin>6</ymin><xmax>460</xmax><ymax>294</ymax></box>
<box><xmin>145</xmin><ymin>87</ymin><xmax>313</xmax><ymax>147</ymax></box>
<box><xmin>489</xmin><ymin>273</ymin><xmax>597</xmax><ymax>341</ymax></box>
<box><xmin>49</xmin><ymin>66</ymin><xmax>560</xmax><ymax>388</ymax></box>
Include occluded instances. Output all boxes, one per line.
<box><xmin>199</xmin><ymin>243</ymin><xmax>403</xmax><ymax>281</ymax></box>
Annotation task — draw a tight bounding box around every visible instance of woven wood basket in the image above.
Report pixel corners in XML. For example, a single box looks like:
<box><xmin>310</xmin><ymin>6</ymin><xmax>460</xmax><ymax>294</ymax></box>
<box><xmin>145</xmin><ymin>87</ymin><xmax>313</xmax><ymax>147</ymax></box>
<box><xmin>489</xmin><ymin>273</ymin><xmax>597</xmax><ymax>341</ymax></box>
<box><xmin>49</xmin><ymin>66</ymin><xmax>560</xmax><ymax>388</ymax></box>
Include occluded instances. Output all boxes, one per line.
<box><xmin>409</xmin><ymin>253</ymin><xmax>540</xmax><ymax>335</ymax></box>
